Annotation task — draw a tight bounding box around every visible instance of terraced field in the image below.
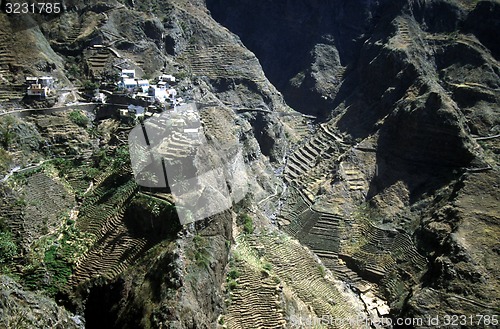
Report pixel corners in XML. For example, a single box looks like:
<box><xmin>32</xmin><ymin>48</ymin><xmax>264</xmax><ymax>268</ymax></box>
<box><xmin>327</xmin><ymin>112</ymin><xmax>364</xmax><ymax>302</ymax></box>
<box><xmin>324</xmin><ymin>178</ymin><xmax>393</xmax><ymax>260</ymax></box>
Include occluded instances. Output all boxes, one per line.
<box><xmin>0</xmin><ymin>18</ymin><xmax>24</xmax><ymax>102</ymax></box>
<box><xmin>284</xmin><ymin>122</ymin><xmax>348</xmax><ymax>198</ymax></box>
<box><xmin>279</xmin><ymin>181</ymin><xmax>427</xmax><ymax>301</ymax></box>
<box><xmin>225</xmin><ymin>257</ymin><xmax>286</xmax><ymax>329</ymax></box>
<box><xmin>13</xmin><ymin>171</ymin><xmax>74</xmax><ymax>248</ymax></box>
<box><xmin>180</xmin><ymin>43</ymin><xmax>266</xmax><ymax>84</ymax></box>
<box><xmin>69</xmin><ymin>175</ymin><xmax>144</xmax><ymax>286</ymax></box>
<box><xmin>157</xmin><ymin>131</ymin><xmax>197</xmax><ymax>161</ymax></box>
<box><xmin>86</xmin><ymin>48</ymin><xmax>113</xmax><ymax>78</ymax></box>
<box><xmin>226</xmin><ymin>232</ymin><xmax>367</xmax><ymax>328</ymax></box>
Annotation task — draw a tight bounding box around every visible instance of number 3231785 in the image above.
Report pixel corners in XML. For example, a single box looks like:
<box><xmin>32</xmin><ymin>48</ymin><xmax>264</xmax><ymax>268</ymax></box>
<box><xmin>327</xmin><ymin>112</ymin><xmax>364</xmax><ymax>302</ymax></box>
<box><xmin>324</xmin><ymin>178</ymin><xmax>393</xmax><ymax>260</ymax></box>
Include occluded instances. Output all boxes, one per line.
<box><xmin>3</xmin><ymin>2</ymin><xmax>61</xmax><ymax>14</ymax></box>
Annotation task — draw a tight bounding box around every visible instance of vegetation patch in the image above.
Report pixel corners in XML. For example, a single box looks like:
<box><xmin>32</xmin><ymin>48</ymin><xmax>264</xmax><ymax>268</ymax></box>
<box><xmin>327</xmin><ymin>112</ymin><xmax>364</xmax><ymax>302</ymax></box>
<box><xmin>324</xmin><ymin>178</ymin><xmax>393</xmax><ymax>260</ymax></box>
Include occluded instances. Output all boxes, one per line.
<box><xmin>262</xmin><ymin>262</ymin><xmax>272</xmax><ymax>271</ymax></box>
<box><xmin>185</xmin><ymin>234</ymin><xmax>212</xmax><ymax>269</ymax></box>
<box><xmin>0</xmin><ymin>232</ymin><xmax>17</xmax><ymax>264</ymax></box>
<box><xmin>69</xmin><ymin>110</ymin><xmax>90</xmax><ymax>128</ymax></box>
<box><xmin>22</xmin><ymin>223</ymin><xmax>93</xmax><ymax>296</ymax></box>
<box><xmin>238</xmin><ymin>213</ymin><xmax>254</xmax><ymax>234</ymax></box>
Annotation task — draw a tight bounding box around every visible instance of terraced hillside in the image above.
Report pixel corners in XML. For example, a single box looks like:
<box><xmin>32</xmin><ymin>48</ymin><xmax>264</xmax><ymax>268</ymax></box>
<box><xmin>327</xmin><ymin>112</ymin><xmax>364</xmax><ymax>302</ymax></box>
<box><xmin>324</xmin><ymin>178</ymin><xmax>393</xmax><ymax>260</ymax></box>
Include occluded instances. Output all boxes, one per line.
<box><xmin>224</xmin><ymin>232</ymin><xmax>369</xmax><ymax>329</ymax></box>
<box><xmin>70</xmin><ymin>175</ymin><xmax>140</xmax><ymax>285</ymax></box>
<box><xmin>224</xmin><ymin>256</ymin><xmax>286</xmax><ymax>329</ymax></box>
<box><xmin>284</xmin><ymin>122</ymin><xmax>350</xmax><ymax>200</ymax></box>
<box><xmin>0</xmin><ymin>16</ymin><xmax>24</xmax><ymax>102</ymax></box>
<box><xmin>1</xmin><ymin>170</ymin><xmax>73</xmax><ymax>248</ymax></box>
<box><xmin>279</xmin><ymin>181</ymin><xmax>428</xmax><ymax>307</ymax></box>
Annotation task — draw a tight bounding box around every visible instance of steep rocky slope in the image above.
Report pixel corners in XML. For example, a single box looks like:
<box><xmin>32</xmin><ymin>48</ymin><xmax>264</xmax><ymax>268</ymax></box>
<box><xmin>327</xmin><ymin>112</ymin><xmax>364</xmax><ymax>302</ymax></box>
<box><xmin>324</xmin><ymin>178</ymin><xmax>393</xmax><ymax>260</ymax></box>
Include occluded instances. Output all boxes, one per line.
<box><xmin>209</xmin><ymin>0</ymin><xmax>500</xmax><ymax>323</ymax></box>
<box><xmin>0</xmin><ymin>0</ymin><xmax>498</xmax><ymax>328</ymax></box>
<box><xmin>0</xmin><ymin>275</ymin><xmax>83</xmax><ymax>328</ymax></box>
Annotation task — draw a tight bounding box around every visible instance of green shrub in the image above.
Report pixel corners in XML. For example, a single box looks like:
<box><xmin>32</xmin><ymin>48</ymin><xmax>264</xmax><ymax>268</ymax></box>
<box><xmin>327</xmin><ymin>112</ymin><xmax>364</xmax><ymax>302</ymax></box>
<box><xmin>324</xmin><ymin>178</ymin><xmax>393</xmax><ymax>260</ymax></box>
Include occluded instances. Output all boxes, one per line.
<box><xmin>83</xmin><ymin>166</ymin><xmax>100</xmax><ymax>179</ymax></box>
<box><xmin>0</xmin><ymin>232</ymin><xmax>17</xmax><ymax>263</ymax></box>
<box><xmin>82</xmin><ymin>80</ymin><xmax>99</xmax><ymax>91</ymax></box>
<box><xmin>43</xmin><ymin>245</ymin><xmax>73</xmax><ymax>294</ymax></box>
<box><xmin>22</xmin><ymin>228</ymin><xmax>90</xmax><ymax>296</ymax></box>
<box><xmin>0</xmin><ymin>115</ymin><xmax>16</xmax><ymax>149</ymax></box>
<box><xmin>191</xmin><ymin>234</ymin><xmax>211</xmax><ymax>268</ymax></box>
<box><xmin>66</xmin><ymin>63</ymin><xmax>81</xmax><ymax>78</ymax></box>
<box><xmin>263</xmin><ymin>263</ymin><xmax>272</xmax><ymax>271</ymax></box>
<box><xmin>112</xmin><ymin>146</ymin><xmax>130</xmax><ymax>169</ymax></box>
<box><xmin>227</xmin><ymin>279</ymin><xmax>237</xmax><ymax>291</ymax></box>
<box><xmin>318</xmin><ymin>265</ymin><xmax>326</xmax><ymax>277</ymax></box>
<box><xmin>0</xmin><ymin>149</ymin><xmax>12</xmax><ymax>173</ymax></box>
<box><xmin>69</xmin><ymin>110</ymin><xmax>90</xmax><ymax>128</ymax></box>
<box><xmin>240</xmin><ymin>213</ymin><xmax>254</xmax><ymax>234</ymax></box>
<box><xmin>195</xmin><ymin>250</ymin><xmax>210</xmax><ymax>268</ymax></box>
<box><xmin>228</xmin><ymin>269</ymin><xmax>240</xmax><ymax>280</ymax></box>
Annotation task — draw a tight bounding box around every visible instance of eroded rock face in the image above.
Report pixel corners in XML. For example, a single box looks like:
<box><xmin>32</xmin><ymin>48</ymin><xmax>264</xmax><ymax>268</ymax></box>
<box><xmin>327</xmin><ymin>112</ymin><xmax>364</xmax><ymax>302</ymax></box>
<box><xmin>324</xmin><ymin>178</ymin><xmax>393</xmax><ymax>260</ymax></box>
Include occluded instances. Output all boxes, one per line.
<box><xmin>0</xmin><ymin>275</ymin><xmax>83</xmax><ymax>328</ymax></box>
<box><xmin>207</xmin><ymin>0</ymin><xmax>379</xmax><ymax>118</ymax></box>
<box><xmin>209</xmin><ymin>0</ymin><xmax>499</xmax><ymax>322</ymax></box>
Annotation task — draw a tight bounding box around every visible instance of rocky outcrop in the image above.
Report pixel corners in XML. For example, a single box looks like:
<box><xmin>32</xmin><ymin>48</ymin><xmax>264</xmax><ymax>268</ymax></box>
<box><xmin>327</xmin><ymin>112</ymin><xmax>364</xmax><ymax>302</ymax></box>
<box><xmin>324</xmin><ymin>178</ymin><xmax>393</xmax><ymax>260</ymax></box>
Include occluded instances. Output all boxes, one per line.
<box><xmin>80</xmin><ymin>211</ymin><xmax>232</xmax><ymax>329</ymax></box>
<box><xmin>209</xmin><ymin>0</ymin><xmax>499</xmax><ymax>323</ymax></box>
<box><xmin>0</xmin><ymin>275</ymin><xmax>83</xmax><ymax>329</ymax></box>
<box><xmin>207</xmin><ymin>0</ymin><xmax>379</xmax><ymax>118</ymax></box>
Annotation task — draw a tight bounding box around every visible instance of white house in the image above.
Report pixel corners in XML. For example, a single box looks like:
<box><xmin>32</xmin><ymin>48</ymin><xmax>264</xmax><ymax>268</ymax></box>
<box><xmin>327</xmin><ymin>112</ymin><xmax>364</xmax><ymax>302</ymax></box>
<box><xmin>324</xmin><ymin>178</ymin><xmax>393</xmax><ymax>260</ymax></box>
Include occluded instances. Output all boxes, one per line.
<box><xmin>167</xmin><ymin>88</ymin><xmax>177</xmax><ymax>99</ymax></box>
<box><xmin>25</xmin><ymin>76</ymin><xmax>54</xmax><ymax>98</ymax></box>
<box><xmin>121</xmin><ymin>69</ymin><xmax>136</xmax><ymax>79</ymax></box>
<box><xmin>27</xmin><ymin>84</ymin><xmax>50</xmax><ymax>98</ymax></box>
<box><xmin>148</xmin><ymin>85</ymin><xmax>169</xmax><ymax>103</ymax></box>
<box><xmin>25</xmin><ymin>77</ymin><xmax>38</xmax><ymax>85</ymax></box>
<box><xmin>38</xmin><ymin>76</ymin><xmax>54</xmax><ymax>88</ymax></box>
<box><xmin>158</xmin><ymin>74</ymin><xmax>176</xmax><ymax>84</ymax></box>
<box><xmin>120</xmin><ymin>78</ymin><xmax>137</xmax><ymax>91</ymax></box>
<box><xmin>119</xmin><ymin>109</ymin><xmax>129</xmax><ymax>117</ymax></box>
<box><xmin>137</xmin><ymin>79</ymin><xmax>150</xmax><ymax>93</ymax></box>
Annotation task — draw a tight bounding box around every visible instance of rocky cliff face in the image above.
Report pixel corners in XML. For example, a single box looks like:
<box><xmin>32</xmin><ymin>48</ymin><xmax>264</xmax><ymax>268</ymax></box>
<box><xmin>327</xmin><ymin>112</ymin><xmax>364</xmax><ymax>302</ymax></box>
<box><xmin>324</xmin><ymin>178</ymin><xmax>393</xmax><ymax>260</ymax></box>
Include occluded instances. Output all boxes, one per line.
<box><xmin>0</xmin><ymin>0</ymin><xmax>498</xmax><ymax>328</ymax></box>
<box><xmin>209</xmin><ymin>0</ymin><xmax>499</xmax><ymax>322</ymax></box>
<box><xmin>0</xmin><ymin>275</ymin><xmax>83</xmax><ymax>328</ymax></box>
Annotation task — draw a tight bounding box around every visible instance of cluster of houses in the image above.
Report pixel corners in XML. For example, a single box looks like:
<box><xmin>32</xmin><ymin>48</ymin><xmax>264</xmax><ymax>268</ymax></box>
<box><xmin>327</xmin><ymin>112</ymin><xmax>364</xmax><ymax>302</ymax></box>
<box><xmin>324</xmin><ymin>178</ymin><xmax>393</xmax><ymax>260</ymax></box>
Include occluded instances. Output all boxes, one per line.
<box><xmin>25</xmin><ymin>76</ymin><xmax>54</xmax><ymax>98</ymax></box>
<box><xmin>22</xmin><ymin>68</ymin><xmax>186</xmax><ymax>123</ymax></box>
<box><xmin>117</xmin><ymin>69</ymin><xmax>180</xmax><ymax>105</ymax></box>
<box><xmin>115</xmin><ymin>69</ymin><xmax>188</xmax><ymax>120</ymax></box>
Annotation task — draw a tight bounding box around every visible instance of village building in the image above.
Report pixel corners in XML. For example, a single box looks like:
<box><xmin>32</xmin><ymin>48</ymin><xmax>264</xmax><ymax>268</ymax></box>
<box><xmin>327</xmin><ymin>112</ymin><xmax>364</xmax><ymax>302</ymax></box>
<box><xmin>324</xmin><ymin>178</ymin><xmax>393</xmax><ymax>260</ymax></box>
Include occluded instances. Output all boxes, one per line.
<box><xmin>38</xmin><ymin>76</ymin><xmax>54</xmax><ymax>88</ymax></box>
<box><xmin>118</xmin><ymin>78</ymin><xmax>138</xmax><ymax>91</ymax></box>
<box><xmin>148</xmin><ymin>85</ymin><xmax>169</xmax><ymax>103</ymax></box>
<box><xmin>25</xmin><ymin>76</ymin><xmax>54</xmax><ymax>98</ymax></box>
<box><xmin>158</xmin><ymin>74</ymin><xmax>176</xmax><ymax>84</ymax></box>
<box><xmin>119</xmin><ymin>108</ymin><xmax>129</xmax><ymax>117</ymax></box>
<box><xmin>167</xmin><ymin>88</ymin><xmax>177</xmax><ymax>99</ymax></box>
<box><xmin>27</xmin><ymin>84</ymin><xmax>50</xmax><ymax>98</ymax></box>
<box><xmin>25</xmin><ymin>77</ymin><xmax>38</xmax><ymax>86</ymax></box>
<box><xmin>137</xmin><ymin>79</ymin><xmax>150</xmax><ymax>93</ymax></box>
<box><xmin>121</xmin><ymin>69</ymin><xmax>136</xmax><ymax>79</ymax></box>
